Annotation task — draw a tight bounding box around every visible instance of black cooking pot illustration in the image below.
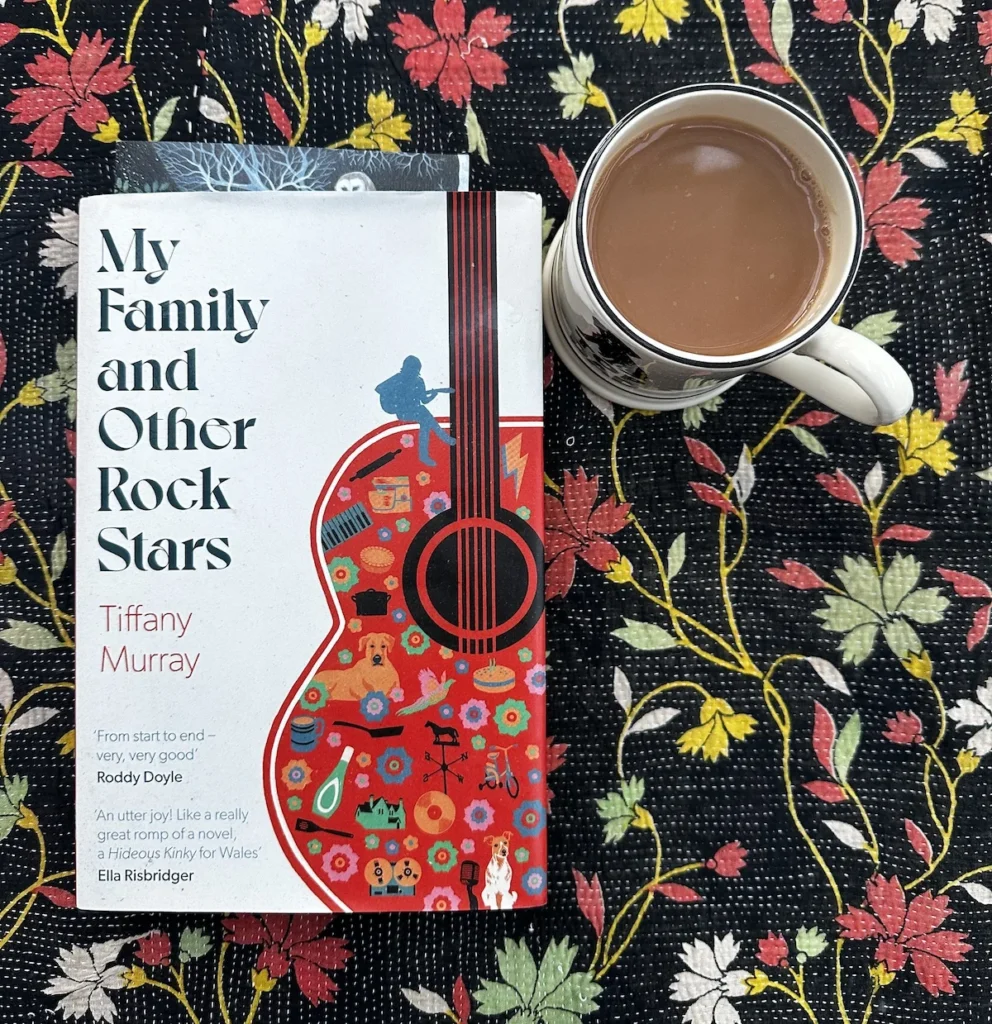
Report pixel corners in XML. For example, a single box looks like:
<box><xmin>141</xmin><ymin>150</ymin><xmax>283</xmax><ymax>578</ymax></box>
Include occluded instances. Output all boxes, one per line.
<box><xmin>351</xmin><ymin>588</ymin><xmax>390</xmax><ymax>616</ymax></box>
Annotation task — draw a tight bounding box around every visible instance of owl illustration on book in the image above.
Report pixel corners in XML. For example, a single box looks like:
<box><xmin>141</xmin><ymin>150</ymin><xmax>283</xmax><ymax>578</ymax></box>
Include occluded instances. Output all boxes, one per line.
<box><xmin>263</xmin><ymin>193</ymin><xmax>547</xmax><ymax>913</ymax></box>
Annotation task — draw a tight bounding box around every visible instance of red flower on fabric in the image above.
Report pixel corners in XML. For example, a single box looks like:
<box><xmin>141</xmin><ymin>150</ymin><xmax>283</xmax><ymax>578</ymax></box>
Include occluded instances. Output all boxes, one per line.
<box><xmin>389</xmin><ymin>0</ymin><xmax>511</xmax><ymax>108</ymax></box>
<box><xmin>837</xmin><ymin>875</ymin><xmax>971</xmax><ymax>996</ymax></box>
<box><xmin>706</xmin><ymin>840</ymin><xmax>747</xmax><ymax>877</ymax></box>
<box><xmin>135</xmin><ymin>932</ymin><xmax>172</xmax><ymax>967</ymax></box>
<box><xmin>230</xmin><ymin>0</ymin><xmax>271</xmax><ymax>12</ymax></box>
<box><xmin>757</xmin><ymin>931</ymin><xmax>790</xmax><ymax>968</ymax></box>
<box><xmin>812</xmin><ymin>0</ymin><xmax>850</xmax><ymax>23</ymax></box>
<box><xmin>979</xmin><ymin>10</ymin><xmax>992</xmax><ymax>68</ymax></box>
<box><xmin>935</xmin><ymin>361</ymin><xmax>969</xmax><ymax>422</ymax></box>
<box><xmin>538</xmin><ymin>144</ymin><xmax>577</xmax><ymax>201</ymax></box>
<box><xmin>222</xmin><ymin>915</ymin><xmax>351</xmax><ymax>1006</ymax></box>
<box><xmin>847</xmin><ymin>156</ymin><xmax>930</xmax><ymax>267</ymax></box>
<box><xmin>6</xmin><ymin>31</ymin><xmax>133</xmax><ymax>156</ymax></box>
<box><xmin>883</xmin><ymin>710</ymin><xmax>924</xmax><ymax>745</ymax></box>
<box><xmin>544</xmin><ymin>468</ymin><xmax>630</xmax><ymax>600</ymax></box>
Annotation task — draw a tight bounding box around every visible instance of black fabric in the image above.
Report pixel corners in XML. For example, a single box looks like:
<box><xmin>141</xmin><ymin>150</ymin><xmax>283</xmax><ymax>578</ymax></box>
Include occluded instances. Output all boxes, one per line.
<box><xmin>1</xmin><ymin>1</ymin><xmax>991</xmax><ymax>1021</ymax></box>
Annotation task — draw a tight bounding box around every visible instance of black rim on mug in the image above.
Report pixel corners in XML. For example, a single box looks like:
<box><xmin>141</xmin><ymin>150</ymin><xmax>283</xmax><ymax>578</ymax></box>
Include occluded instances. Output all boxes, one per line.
<box><xmin>571</xmin><ymin>83</ymin><xmax>865</xmax><ymax>372</ymax></box>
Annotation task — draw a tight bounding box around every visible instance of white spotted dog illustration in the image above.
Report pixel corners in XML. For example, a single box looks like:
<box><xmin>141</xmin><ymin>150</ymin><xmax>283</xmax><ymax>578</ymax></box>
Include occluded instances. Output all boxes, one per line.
<box><xmin>481</xmin><ymin>831</ymin><xmax>517</xmax><ymax>910</ymax></box>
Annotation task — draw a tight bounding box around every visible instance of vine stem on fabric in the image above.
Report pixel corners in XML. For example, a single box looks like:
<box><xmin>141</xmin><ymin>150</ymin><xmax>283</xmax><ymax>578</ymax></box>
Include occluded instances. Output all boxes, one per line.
<box><xmin>125</xmin><ymin>0</ymin><xmax>153</xmax><ymax>140</ymax></box>
<box><xmin>939</xmin><ymin>864</ymin><xmax>992</xmax><ymax>894</ymax></box>
<box><xmin>0</xmin><ymin>164</ymin><xmax>23</xmax><ymax>221</ymax></box>
<box><xmin>0</xmin><ymin>682</ymin><xmax>75</xmax><ymax>777</ymax></box>
<box><xmin>202</xmin><ymin>58</ymin><xmax>245</xmax><ymax>144</ymax></box>
<box><xmin>143</xmin><ymin>976</ymin><xmax>202</xmax><ymax>1024</ymax></box>
<box><xmin>0</xmin><ymin>816</ymin><xmax>46</xmax><ymax>952</ymax></box>
<box><xmin>617</xmin><ymin>679</ymin><xmax>712</xmax><ymax>777</ymax></box>
<box><xmin>701</xmin><ymin>0</ymin><xmax>740</xmax><ymax>83</ymax></box>
<box><xmin>271</xmin><ymin>4</ymin><xmax>313</xmax><ymax>145</ymax></box>
<box><xmin>760</xmin><ymin>976</ymin><xmax>822</xmax><ymax>1023</ymax></box>
<box><xmin>216</xmin><ymin>942</ymin><xmax>233</xmax><ymax>1024</ymax></box>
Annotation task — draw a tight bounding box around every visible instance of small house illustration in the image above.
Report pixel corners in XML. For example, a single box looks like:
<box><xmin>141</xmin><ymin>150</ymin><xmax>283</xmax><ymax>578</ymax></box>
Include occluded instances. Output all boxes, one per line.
<box><xmin>355</xmin><ymin>795</ymin><xmax>406</xmax><ymax>830</ymax></box>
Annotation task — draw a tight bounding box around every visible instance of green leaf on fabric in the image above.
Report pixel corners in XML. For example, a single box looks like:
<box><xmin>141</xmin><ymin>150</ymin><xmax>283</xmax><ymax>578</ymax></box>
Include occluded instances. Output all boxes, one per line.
<box><xmin>476</xmin><ymin>938</ymin><xmax>600</xmax><ymax>1023</ymax></box>
<box><xmin>667</xmin><ymin>533</ymin><xmax>686</xmax><ymax>579</ymax></box>
<box><xmin>853</xmin><ymin>311</ymin><xmax>901</xmax><ymax>345</ymax></box>
<box><xmin>835</xmin><ymin>556</ymin><xmax>885</xmax><ymax>615</ymax></box>
<box><xmin>465</xmin><ymin>105</ymin><xmax>490</xmax><ymax>165</ymax></box>
<box><xmin>496</xmin><ymin>938</ymin><xmax>538</xmax><ymax>1005</ymax></box>
<box><xmin>153</xmin><ymin>97</ymin><xmax>181</xmax><ymax>141</ymax></box>
<box><xmin>549</xmin><ymin>53</ymin><xmax>596</xmax><ymax>119</ymax></box>
<box><xmin>788</xmin><ymin>425</ymin><xmax>828</xmax><ymax>457</ymax></box>
<box><xmin>474</xmin><ymin>980</ymin><xmax>524</xmax><ymax>1016</ymax></box>
<box><xmin>179</xmin><ymin>926</ymin><xmax>212</xmax><ymax>963</ymax></box>
<box><xmin>0</xmin><ymin>775</ymin><xmax>28</xmax><ymax>843</ymax></box>
<box><xmin>813</xmin><ymin>595</ymin><xmax>880</xmax><ymax>633</ymax></box>
<box><xmin>595</xmin><ymin>776</ymin><xmax>644</xmax><ymax>843</ymax></box>
<box><xmin>795</xmin><ymin>925</ymin><xmax>829</xmax><ymax>959</ymax></box>
<box><xmin>0</xmin><ymin>619</ymin><xmax>64</xmax><ymax>650</ymax></box>
<box><xmin>838</xmin><ymin>623</ymin><xmax>880</xmax><ymax>665</ymax></box>
<box><xmin>771</xmin><ymin>0</ymin><xmax>794</xmax><ymax>64</ymax></box>
<box><xmin>883</xmin><ymin>618</ymin><xmax>921</xmax><ymax>659</ymax></box>
<box><xmin>611</xmin><ymin>618</ymin><xmax>677</xmax><ymax>651</ymax></box>
<box><xmin>897</xmin><ymin>587</ymin><xmax>949</xmax><ymax>624</ymax></box>
<box><xmin>51</xmin><ymin>532</ymin><xmax>67</xmax><ymax>582</ymax></box>
<box><xmin>834</xmin><ymin>712</ymin><xmax>861</xmax><ymax>784</ymax></box>
<box><xmin>881</xmin><ymin>553</ymin><xmax>922</xmax><ymax>612</ymax></box>
<box><xmin>533</xmin><ymin>937</ymin><xmax>579</xmax><ymax>1007</ymax></box>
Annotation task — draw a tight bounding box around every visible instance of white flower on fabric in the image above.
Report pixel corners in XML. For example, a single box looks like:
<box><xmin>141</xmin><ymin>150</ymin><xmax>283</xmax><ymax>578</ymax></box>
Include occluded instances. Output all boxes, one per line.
<box><xmin>669</xmin><ymin>933</ymin><xmax>750</xmax><ymax>1024</ymax></box>
<box><xmin>892</xmin><ymin>0</ymin><xmax>961</xmax><ymax>44</ymax></box>
<box><xmin>44</xmin><ymin>940</ymin><xmax>129</xmax><ymax>1022</ymax></box>
<box><xmin>310</xmin><ymin>0</ymin><xmax>380</xmax><ymax>41</ymax></box>
<box><xmin>39</xmin><ymin>208</ymin><xmax>78</xmax><ymax>298</ymax></box>
<box><xmin>948</xmin><ymin>679</ymin><xmax>992</xmax><ymax>756</ymax></box>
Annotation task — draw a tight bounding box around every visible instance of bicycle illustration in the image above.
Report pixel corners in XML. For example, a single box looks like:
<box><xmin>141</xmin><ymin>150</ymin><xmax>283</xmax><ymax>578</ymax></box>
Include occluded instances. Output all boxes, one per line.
<box><xmin>479</xmin><ymin>744</ymin><xmax>519</xmax><ymax>799</ymax></box>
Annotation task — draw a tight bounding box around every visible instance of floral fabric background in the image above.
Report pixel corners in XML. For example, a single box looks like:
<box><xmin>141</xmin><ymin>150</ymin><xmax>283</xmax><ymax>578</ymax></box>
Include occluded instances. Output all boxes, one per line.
<box><xmin>0</xmin><ymin>0</ymin><xmax>990</xmax><ymax>1021</ymax></box>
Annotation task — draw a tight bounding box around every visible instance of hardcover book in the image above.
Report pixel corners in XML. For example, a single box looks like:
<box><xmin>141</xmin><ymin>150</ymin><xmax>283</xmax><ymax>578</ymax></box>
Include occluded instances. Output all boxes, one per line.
<box><xmin>75</xmin><ymin>190</ymin><xmax>546</xmax><ymax>912</ymax></box>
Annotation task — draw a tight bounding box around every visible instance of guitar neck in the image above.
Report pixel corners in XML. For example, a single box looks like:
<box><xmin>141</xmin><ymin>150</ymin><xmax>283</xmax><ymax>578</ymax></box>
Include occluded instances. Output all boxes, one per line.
<box><xmin>447</xmin><ymin>191</ymin><xmax>499</xmax><ymax>520</ymax></box>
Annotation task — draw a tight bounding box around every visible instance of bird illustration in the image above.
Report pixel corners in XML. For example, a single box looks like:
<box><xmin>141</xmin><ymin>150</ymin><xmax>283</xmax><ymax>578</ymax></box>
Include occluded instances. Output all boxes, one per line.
<box><xmin>396</xmin><ymin>670</ymin><xmax>455</xmax><ymax>716</ymax></box>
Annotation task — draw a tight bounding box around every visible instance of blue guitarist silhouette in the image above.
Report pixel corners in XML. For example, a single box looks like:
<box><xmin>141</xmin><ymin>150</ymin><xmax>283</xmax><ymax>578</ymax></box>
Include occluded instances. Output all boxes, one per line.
<box><xmin>375</xmin><ymin>356</ymin><xmax>455</xmax><ymax>466</ymax></box>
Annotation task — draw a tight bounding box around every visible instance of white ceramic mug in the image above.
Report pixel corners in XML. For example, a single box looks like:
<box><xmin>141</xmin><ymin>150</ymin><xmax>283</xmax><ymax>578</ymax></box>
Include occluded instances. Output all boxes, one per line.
<box><xmin>543</xmin><ymin>84</ymin><xmax>914</xmax><ymax>425</ymax></box>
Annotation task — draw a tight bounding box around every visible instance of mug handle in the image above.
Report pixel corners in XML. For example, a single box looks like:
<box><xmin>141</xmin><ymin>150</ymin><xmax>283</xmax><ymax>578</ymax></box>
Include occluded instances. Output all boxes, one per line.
<box><xmin>314</xmin><ymin>718</ymin><xmax>325</xmax><ymax>738</ymax></box>
<box><xmin>761</xmin><ymin>321</ymin><xmax>914</xmax><ymax>426</ymax></box>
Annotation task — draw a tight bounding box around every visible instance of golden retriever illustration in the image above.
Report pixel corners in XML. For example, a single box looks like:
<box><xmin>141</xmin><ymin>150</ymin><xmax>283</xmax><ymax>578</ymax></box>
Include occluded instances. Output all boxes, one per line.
<box><xmin>312</xmin><ymin>632</ymin><xmax>399</xmax><ymax>701</ymax></box>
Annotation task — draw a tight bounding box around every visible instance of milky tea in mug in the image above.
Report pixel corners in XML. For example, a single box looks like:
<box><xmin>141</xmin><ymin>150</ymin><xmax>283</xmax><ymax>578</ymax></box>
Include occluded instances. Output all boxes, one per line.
<box><xmin>586</xmin><ymin>117</ymin><xmax>831</xmax><ymax>358</ymax></box>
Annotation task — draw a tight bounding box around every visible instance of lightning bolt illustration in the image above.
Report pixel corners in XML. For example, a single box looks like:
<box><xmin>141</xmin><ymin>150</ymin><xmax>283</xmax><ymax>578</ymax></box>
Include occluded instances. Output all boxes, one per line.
<box><xmin>501</xmin><ymin>434</ymin><xmax>528</xmax><ymax>498</ymax></box>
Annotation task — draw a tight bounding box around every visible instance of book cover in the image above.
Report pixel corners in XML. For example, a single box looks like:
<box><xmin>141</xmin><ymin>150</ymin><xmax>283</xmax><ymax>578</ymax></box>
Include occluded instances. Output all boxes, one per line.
<box><xmin>114</xmin><ymin>141</ymin><xmax>469</xmax><ymax>194</ymax></box>
<box><xmin>75</xmin><ymin>191</ymin><xmax>546</xmax><ymax>912</ymax></box>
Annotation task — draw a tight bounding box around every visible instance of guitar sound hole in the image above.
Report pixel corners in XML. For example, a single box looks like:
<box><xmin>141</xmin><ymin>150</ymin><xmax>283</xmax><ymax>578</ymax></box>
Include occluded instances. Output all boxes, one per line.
<box><xmin>425</xmin><ymin>527</ymin><xmax>531</xmax><ymax>634</ymax></box>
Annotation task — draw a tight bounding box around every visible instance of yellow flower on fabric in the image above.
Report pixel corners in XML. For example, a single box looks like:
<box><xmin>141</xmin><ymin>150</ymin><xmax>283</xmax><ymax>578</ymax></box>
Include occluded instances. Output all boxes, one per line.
<box><xmin>745</xmin><ymin>970</ymin><xmax>771</xmax><ymax>996</ymax></box>
<box><xmin>615</xmin><ymin>0</ymin><xmax>689</xmax><ymax>44</ymax></box>
<box><xmin>345</xmin><ymin>92</ymin><xmax>411</xmax><ymax>152</ymax></box>
<box><xmin>304</xmin><ymin>21</ymin><xmax>330</xmax><ymax>47</ymax></box>
<box><xmin>123</xmin><ymin>966</ymin><xmax>148</xmax><ymax>989</ymax></box>
<box><xmin>605</xmin><ymin>556</ymin><xmax>634</xmax><ymax>584</ymax></box>
<box><xmin>957</xmin><ymin>748</ymin><xmax>980</xmax><ymax>774</ymax></box>
<box><xmin>875</xmin><ymin>409</ymin><xmax>957</xmax><ymax>477</ymax></box>
<box><xmin>17</xmin><ymin>381</ymin><xmax>44</xmax><ymax>407</ymax></box>
<box><xmin>934</xmin><ymin>89</ymin><xmax>987</xmax><ymax>155</ymax></box>
<box><xmin>92</xmin><ymin>117</ymin><xmax>120</xmax><ymax>144</ymax></box>
<box><xmin>869</xmin><ymin>963</ymin><xmax>897</xmax><ymax>987</ymax></box>
<box><xmin>677</xmin><ymin>697</ymin><xmax>757</xmax><ymax>762</ymax></box>
<box><xmin>251</xmin><ymin>967</ymin><xmax>278</xmax><ymax>992</ymax></box>
<box><xmin>57</xmin><ymin>729</ymin><xmax>75</xmax><ymax>756</ymax></box>
<box><xmin>901</xmin><ymin>650</ymin><xmax>932</xmax><ymax>680</ymax></box>
<box><xmin>887</xmin><ymin>17</ymin><xmax>910</xmax><ymax>45</ymax></box>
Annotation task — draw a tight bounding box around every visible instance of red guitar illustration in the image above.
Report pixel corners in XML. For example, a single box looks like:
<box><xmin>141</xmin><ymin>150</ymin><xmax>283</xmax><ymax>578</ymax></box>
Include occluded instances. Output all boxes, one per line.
<box><xmin>264</xmin><ymin>193</ymin><xmax>547</xmax><ymax>912</ymax></box>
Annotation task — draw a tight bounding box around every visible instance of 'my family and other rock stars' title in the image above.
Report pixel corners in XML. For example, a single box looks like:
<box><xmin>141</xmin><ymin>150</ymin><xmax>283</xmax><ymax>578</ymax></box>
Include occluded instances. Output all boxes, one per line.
<box><xmin>93</xmin><ymin>227</ymin><xmax>269</xmax><ymax>573</ymax></box>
